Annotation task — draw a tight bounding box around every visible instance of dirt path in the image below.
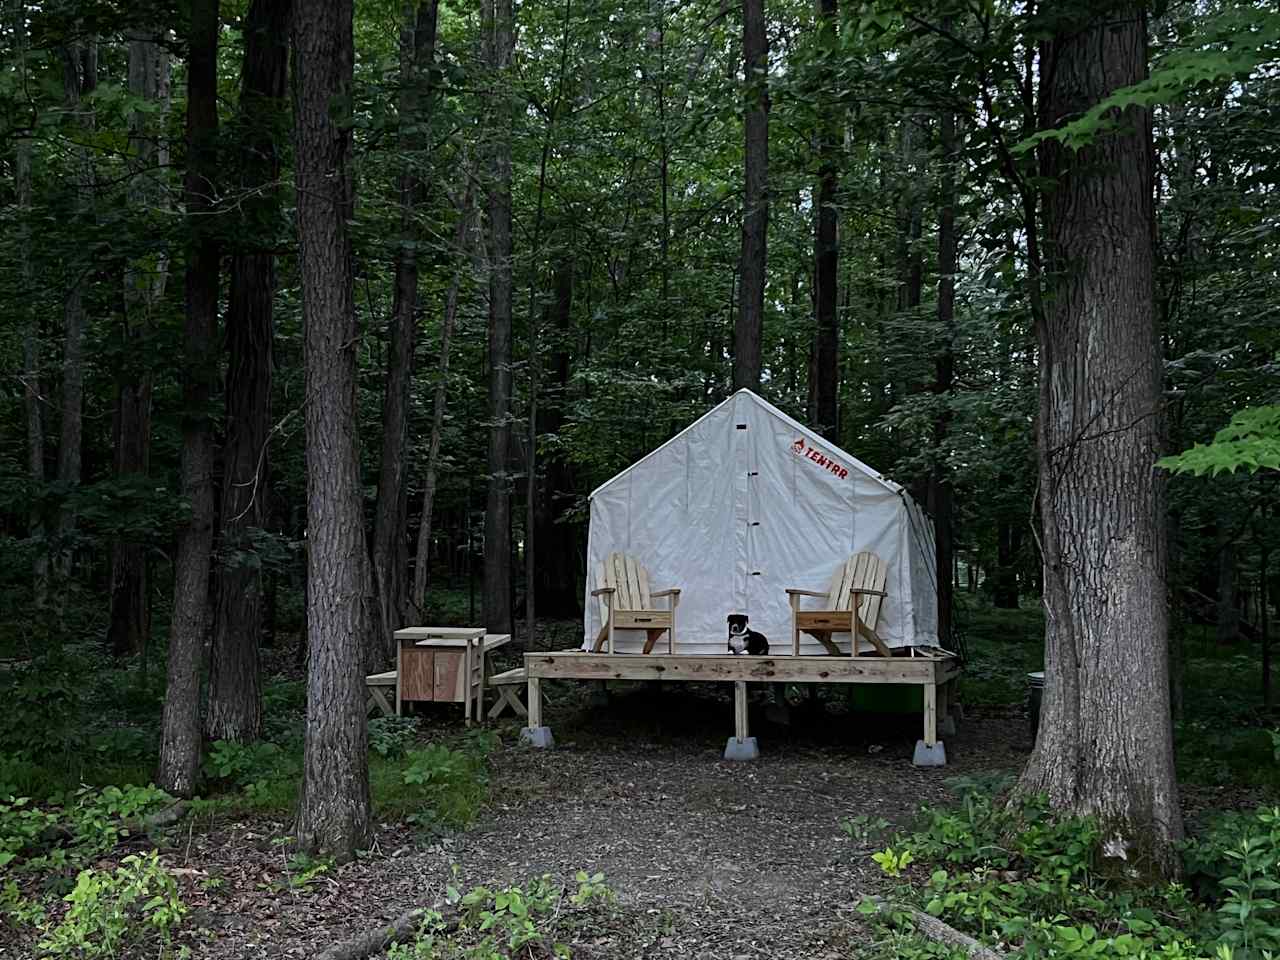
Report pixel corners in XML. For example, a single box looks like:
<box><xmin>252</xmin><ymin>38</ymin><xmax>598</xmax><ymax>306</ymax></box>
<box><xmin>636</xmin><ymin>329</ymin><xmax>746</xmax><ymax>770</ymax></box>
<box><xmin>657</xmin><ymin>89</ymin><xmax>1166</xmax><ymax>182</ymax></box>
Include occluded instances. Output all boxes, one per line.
<box><xmin>179</xmin><ymin>687</ymin><xmax>1029</xmax><ymax>959</ymax></box>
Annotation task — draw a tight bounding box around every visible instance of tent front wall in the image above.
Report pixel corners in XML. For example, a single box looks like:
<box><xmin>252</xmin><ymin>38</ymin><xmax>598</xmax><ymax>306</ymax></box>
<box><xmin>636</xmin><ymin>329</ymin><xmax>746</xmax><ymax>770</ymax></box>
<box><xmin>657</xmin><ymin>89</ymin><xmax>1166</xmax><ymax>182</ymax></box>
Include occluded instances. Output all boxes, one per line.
<box><xmin>583</xmin><ymin>392</ymin><xmax>939</xmax><ymax>655</ymax></box>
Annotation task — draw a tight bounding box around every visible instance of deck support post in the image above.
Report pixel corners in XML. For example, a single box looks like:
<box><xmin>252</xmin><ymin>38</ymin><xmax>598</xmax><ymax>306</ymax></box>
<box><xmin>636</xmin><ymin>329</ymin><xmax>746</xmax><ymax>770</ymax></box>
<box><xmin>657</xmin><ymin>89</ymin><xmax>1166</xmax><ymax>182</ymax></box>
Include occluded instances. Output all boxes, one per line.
<box><xmin>724</xmin><ymin>681</ymin><xmax>759</xmax><ymax>760</ymax></box>
<box><xmin>913</xmin><ymin>681</ymin><xmax>946</xmax><ymax>766</ymax></box>
<box><xmin>521</xmin><ymin>676</ymin><xmax>554</xmax><ymax>749</ymax></box>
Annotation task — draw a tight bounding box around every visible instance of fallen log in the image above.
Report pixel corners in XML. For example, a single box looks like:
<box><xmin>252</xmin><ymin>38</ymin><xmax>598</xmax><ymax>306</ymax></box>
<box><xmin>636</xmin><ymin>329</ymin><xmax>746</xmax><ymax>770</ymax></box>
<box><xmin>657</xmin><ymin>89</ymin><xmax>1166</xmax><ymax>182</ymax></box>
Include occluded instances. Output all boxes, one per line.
<box><xmin>36</xmin><ymin>800</ymin><xmax>191</xmax><ymax>850</ymax></box>
<box><xmin>135</xmin><ymin>801</ymin><xmax>190</xmax><ymax>833</ymax></box>
<box><xmin>862</xmin><ymin>895</ymin><xmax>1007</xmax><ymax>960</ymax></box>
<box><xmin>316</xmin><ymin>905</ymin><xmax>459</xmax><ymax>960</ymax></box>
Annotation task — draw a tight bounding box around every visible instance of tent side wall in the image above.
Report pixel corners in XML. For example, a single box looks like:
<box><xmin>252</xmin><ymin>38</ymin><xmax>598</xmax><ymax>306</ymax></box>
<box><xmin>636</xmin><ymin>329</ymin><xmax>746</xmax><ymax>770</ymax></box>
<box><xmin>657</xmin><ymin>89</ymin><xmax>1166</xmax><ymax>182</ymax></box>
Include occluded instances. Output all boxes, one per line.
<box><xmin>900</xmin><ymin>494</ymin><xmax>941</xmax><ymax>646</ymax></box>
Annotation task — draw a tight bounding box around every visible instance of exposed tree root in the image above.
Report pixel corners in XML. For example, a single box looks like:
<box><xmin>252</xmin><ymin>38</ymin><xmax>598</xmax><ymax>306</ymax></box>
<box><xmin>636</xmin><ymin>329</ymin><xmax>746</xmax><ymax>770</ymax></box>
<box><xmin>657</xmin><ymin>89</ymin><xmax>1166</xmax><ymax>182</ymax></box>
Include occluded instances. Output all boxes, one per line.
<box><xmin>863</xmin><ymin>895</ymin><xmax>1007</xmax><ymax>960</ymax></box>
<box><xmin>316</xmin><ymin>905</ymin><xmax>459</xmax><ymax>960</ymax></box>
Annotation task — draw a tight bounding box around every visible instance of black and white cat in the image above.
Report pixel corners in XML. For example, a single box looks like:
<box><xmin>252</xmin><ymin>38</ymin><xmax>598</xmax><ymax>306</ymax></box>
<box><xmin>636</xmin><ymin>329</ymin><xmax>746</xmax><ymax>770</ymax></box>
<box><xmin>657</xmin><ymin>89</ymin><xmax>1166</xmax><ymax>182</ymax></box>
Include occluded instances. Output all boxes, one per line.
<box><xmin>727</xmin><ymin>614</ymin><xmax>769</xmax><ymax>656</ymax></box>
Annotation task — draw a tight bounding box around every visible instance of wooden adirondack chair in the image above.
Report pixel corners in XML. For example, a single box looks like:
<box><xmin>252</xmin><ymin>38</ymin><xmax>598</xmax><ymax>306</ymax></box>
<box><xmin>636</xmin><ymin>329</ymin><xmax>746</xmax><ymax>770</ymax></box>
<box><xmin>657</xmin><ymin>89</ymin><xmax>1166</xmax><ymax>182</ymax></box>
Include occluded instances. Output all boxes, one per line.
<box><xmin>591</xmin><ymin>552</ymin><xmax>681</xmax><ymax>654</ymax></box>
<box><xmin>786</xmin><ymin>552</ymin><xmax>891</xmax><ymax>657</ymax></box>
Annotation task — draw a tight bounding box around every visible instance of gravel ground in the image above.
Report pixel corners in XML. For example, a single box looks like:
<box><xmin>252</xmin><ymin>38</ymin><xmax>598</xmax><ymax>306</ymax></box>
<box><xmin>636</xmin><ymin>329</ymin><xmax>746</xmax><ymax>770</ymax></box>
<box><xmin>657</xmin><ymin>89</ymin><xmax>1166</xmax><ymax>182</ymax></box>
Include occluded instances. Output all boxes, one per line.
<box><xmin>155</xmin><ymin>683</ymin><xmax>1030</xmax><ymax>959</ymax></box>
<box><xmin>8</xmin><ymin>677</ymin><xmax>1266</xmax><ymax>959</ymax></box>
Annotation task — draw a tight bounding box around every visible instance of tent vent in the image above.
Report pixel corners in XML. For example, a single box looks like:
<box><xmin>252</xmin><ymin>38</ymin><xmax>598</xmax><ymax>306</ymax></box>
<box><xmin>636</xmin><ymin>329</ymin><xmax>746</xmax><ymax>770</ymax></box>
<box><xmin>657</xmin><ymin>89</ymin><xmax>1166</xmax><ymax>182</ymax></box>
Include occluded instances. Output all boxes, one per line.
<box><xmin>736</xmin><ymin>423</ymin><xmax>747</xmax><ymax>429</ymax></box>
<box><xmin>748</xmin><ymin>471</ymin><xmax>758</xmax><ymax>477</ymax></box>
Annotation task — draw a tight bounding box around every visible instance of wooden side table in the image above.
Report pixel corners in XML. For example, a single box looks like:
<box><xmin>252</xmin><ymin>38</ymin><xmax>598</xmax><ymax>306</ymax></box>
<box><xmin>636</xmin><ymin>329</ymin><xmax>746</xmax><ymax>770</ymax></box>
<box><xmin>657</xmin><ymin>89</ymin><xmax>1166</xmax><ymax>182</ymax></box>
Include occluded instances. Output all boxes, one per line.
<box><xmin>393</xmin><ymin>627</ymin><xmax>512</xmax><ymax>724</ymax></box>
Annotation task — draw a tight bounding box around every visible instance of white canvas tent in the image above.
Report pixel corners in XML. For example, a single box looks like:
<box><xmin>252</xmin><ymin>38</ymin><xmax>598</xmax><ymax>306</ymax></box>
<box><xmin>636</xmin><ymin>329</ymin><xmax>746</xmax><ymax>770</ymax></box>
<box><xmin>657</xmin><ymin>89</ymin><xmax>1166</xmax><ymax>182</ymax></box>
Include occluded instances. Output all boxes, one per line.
<box><xmin>583</xmin><ymin>389</ymin><xmax>939</xmax><ymax>655</ymax></box>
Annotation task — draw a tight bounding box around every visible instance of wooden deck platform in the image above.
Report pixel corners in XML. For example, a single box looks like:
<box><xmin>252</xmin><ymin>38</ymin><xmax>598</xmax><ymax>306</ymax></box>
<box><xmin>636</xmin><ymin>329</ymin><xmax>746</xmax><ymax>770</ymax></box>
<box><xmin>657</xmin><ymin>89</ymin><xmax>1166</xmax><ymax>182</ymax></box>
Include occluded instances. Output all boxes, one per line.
<box><xmin>521</xmin><ymin>649</ymin><xmax>960</xmax><ymax>765</ymax></box>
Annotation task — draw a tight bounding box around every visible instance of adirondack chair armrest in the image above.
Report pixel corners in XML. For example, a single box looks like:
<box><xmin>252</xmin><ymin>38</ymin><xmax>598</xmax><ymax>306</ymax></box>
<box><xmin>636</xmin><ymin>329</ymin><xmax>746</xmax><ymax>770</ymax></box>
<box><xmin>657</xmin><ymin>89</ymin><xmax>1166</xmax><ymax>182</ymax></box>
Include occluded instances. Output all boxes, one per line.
<box><xmin>847</xmin><ymin>588</ymin><xmax>888</xmax><ymax>598</ymax></box>
<box><xmin>590</xmin><ymin>587</ymin><xmax>616</xmax><ymax>597</ymax></box>
<box><xmin>651</xmin><ymin>588</ymin><xmax>680</xmax><ymax>598</ymax></box>
<box><xmin>785</xmin><ymin>589</ymin><xmax>828</xmax><ymax>598</ymax></box>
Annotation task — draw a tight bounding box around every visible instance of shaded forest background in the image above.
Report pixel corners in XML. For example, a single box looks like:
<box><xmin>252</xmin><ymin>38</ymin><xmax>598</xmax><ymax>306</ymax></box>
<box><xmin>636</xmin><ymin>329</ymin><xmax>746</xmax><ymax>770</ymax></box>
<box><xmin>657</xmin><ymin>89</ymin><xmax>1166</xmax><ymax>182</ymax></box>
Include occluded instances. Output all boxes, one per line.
<box><xmin>0</xmin><ymin>0</ymin><xmax>1277</xmax><ymax>758</ymax></box>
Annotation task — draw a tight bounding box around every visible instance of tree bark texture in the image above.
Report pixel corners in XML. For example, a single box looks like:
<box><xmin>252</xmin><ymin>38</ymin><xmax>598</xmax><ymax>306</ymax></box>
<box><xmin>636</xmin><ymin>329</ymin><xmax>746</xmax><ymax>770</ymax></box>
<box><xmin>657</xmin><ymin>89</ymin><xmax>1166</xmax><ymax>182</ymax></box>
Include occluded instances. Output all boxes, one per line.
<box><xmin>733</xmin><ymin>0</ymin><xmax>768</xmax><ymax>392</ymax></box>
<box><xmin>993</xmin><ymin>518</ymin><xmax>1020</xmax><ymax>608</ymax></box>
<box><xmin>1018</xmin><ymin>5</ymin><xmax>1182</xmax><ymax>875</ymax></box>
<box><xmin>412</xmin><ymin>179</ymin><xmax>476</xmax><ymax>615</ymax></box>
<box><xmin>373</xmin><ymin>0</ymin><xmax>441</xmax><ymax>666</ymax></box>
<box><xmin>812</xmin><ymin>0</ymin><xmax>838</xmax><ymax>440</ymax></box>
<box><xmin>55</xmin><ymin>39</ymin><xmax>97</xmax><ymax>578</ymax></box>
<box><xmin>207</xmin><ymin>0</ymin><xmax>292</xmax><ymax>744</ymax></box>
<box><xmin>13</xmin><ymin>0</ymin><xmax>46</xmax><ymax>607</ymax></box>
<box><xmin>483</xmin><ymin>0</ymin><xmax>515</xmax><ymax>635</ymax></box>
<box><xmin>931</xmin><ymin>82</ymin><xmax>957</xmax><ymax>649</ymax></box>
<box><xmin>896</xmin><ymin>119</ymin><xmax>923</xmax><ymax>317</ymax></box>
<box><xmin>109</xmin><ymin>33</ymin><xmax>170</xmax><ymax>658</ymax></box>
<box><xmin>293</xmin><ymin>0</ymin><xmax>373</xmax><ymax>859</ymax></box>
<box><xmin>157</xmin><ymin>0</ymin><xmax>220</xmax><ymax>798</ymax></box>
<box><xmin>532</xmin><ymin>258</ymin><xmax>581</xmax><ymax>619</ymax></box>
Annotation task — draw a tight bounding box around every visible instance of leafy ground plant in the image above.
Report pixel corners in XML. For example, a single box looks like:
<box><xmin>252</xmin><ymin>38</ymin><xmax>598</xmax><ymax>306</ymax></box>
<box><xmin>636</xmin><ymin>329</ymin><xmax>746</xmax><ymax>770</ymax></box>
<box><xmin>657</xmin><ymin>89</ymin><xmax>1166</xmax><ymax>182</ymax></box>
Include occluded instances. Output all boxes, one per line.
<box><xmin>387</xmin><ymin>871</ymin><xmax>614</xmax><ymax>960</ymax></box>
<box><xmin>36</xmin><ymin>850</ymin><xmax>187</xmax><ymax>959</ymax></box>
<box><xmin>393</xmin><ymin>733</ymin><xmax>496</xmax><ymax>833</ymax></box>
<box><xmin>854</xmin><ymin>780</ymin><xmax>1280</xmax><ymax>960</ymax></box>
<box><xmin>1</xmin><ymin>784</ymin><xmax>172</xmax><ymax>881</ymax></box>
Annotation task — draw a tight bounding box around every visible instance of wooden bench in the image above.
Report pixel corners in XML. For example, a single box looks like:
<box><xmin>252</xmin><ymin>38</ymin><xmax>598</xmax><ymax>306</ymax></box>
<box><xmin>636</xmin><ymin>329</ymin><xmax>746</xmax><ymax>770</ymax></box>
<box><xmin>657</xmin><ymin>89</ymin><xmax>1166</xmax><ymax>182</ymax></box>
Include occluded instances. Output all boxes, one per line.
<box><xmin>365</xmin><ymin>670</ymin><xmax>398</xmax><ymax>718</ymax></box>
<box><xmin>487</xmin><ymin>667</ymin><xmax>554</xmax><ymax>720</ymax></box>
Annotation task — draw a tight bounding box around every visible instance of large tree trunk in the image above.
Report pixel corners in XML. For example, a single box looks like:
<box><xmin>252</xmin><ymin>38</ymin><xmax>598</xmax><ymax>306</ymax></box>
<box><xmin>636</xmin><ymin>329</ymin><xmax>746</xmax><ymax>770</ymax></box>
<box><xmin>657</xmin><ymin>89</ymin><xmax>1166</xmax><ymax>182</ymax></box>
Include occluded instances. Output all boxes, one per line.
<box><xmin>532</xmin><ymin>258</ymin><xmax>581</xmax><ymax>620</ymax></box>
<box><xmin>372</xmin><ymin>0</ymin><xmax>440</xmax><ymax>666</ymax></box>
<box><xmin>812</xmin><ymin>0</ymin><xmax>838</xmax><ymax>440</ymax></box>
<box><xmin>412</xmin><ymin>178</ymin><xmax>475</xmax><ymax>616</ymax></box>
<box><xmin>733</xmin><ymin>0</ymin><xmax>768</xmax><ymax>391</ymax></box>
<box><xmin>482</xmin><ymin>0</ymin><xmax>515</xmax><ymax>636</ymax></box>
<box><xmin>207</xmin><ymin>0</ymin><xmax>292</xmax><ymax>742</ymax></box>
<box><xmin>109</xmin><ymin>33</ymin><xmax>170</xmax><ymax>659</ymax></box>
<box><xmin>1017</xmin><ymin>5</ymin><xmax>1182</xmax><ymax>875</ymax></box>
<box><xmin>293</xmin><ymin>0</ymin><xmax>373</xmax><ymax>860</ymax></box>
<box><xmin>13</xmin><ymin>0</ymin><xmax>46</xmax><ymax>608</ymax></box>
<box><xmin>55</xmin><ymin>39</ymin><xmax>97</xmax><ymax>581</ymax></box>
<box><xmin>157</xmin><ymin>0</ymin><xmax>220</xmax><ymax>798</ymax></box>
<box><xmin>931</xmin><ymin>78</ymin><xmax>957</xmax><ymax>649</ymax></box>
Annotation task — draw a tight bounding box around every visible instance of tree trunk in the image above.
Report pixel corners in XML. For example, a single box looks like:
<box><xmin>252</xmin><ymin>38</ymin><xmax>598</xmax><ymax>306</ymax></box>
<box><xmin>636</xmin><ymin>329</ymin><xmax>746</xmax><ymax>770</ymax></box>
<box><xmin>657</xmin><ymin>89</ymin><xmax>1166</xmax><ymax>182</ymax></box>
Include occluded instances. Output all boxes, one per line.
<box><xmin>157</xmin><ymin>0</ymin><xmax>220</xmax><ymax>798</ymax></box>
<box><xmin>412</xmin><ymin>178</ymin><xmax>476</xmax><ymax>616</ymax></box>
<box><xmin>207</xmin><ymin>0</ymin><xmax>292</xmax><ymax>743</ymax></box>
<box><xmin>12</xmin><ymin>0</ymin><xmax>45</xmax><ymax>608</ymax></box>
<box><xmin>55</xmin><ymin>39</ymin><xmax>97</xmax><ymax>580</ymax></box>
<box><xmin>293</xmin><ymin>0</ymin><xmax>373</xmax><ymax>860</ymax></box>
<box><xmin>483</xmin><ymin>0</ymin><xmax>515</xmax><ymax>636</ymax></box>
<box><xmin>109</xmin><ymin>33</ymin><xmax>170</xmax><ymax>659</ymax></box>
<box><xmin>812</xmin><ymin>0</ymin><xmax>838</xmax><ymax>440</ymax></box>
<box><xmin>993</xmin><ymin>518</ymin><xmax>1020</xmax><ymax>608</ymax></box>
<box><xmin>931</xmin><ymin>76</ymin><xmax>957</xmax><ymax>649</ymax></box>
<box><xmin>1215</xmin><ymin>534</ymin><xmax>1238</xmax><ymax>645</ymax></box>
<box><xmin>1262</xmin><ymin>527</ymin><xmax>1271</xmax><ymax>707</ymax></box>
<box><xmin>1017</xmin><ymin>5</ymin><xmax>1182</xmax><ymax>876</ymax></box>
<box><xmin>372</xmin><ymin>0</ymin><xmax>441</xmax><ymax>666</ymax></box>
<box><xmin>896</xmin><ymin>119</ymin><xmax>923</xmax><ymax>317</ymax></box>
<box><xmin>733</xmin><ymin>0</ymin><xmax>768</xmax><ymax>392</ymax></box>
<box><xmin>532</xmin><ymin>258</ymin><xmax>581</xmax><ymax>619</ymax></box>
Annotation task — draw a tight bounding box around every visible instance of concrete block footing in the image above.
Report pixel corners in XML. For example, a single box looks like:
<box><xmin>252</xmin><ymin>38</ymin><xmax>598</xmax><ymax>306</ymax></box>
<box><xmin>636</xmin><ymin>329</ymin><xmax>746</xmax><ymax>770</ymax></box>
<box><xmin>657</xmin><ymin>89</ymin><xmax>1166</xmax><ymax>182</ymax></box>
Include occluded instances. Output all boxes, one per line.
<box><xmin>912</xmin><ymin>740</ymin><xmax>947</xmax><ymax>767</ymax></box>
<box><xmin>724</xmin><ymin>736</ymin><xmax>760</xmax><ymax>761</ymax></box>
<box><xmin>521</xmin><ymin>726</ymin><xmax>554</xmax><ymax>749</ymax></box>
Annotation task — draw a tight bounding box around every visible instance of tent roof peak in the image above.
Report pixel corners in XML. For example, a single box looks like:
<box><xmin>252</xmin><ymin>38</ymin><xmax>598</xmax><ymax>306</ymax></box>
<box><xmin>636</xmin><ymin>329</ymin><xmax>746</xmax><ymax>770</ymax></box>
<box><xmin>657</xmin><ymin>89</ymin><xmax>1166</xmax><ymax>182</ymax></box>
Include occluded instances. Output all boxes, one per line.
<box><xmin>589</xmin><ymin>389</ymin><xmax>904</xmax><ymax>499</ymax></box>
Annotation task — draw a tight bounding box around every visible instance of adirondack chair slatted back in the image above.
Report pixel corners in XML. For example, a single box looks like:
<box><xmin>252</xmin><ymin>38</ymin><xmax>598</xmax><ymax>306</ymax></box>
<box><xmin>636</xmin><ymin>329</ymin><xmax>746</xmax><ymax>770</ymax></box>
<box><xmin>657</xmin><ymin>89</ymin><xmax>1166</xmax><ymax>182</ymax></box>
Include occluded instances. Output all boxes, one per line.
<box><xmin>596</xmin><ymin>552</ymin><xmax>652</xmax><ymax>622</ymax></box>
<box><xmin>825</xmin><ymin>551</ymin><xmax>889</xmax><ymax>632</ymax></box>
<box><xmin>594</xmin><ymin>552</ymin><xmax>677</xmax><ymax>654</ymax></box>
